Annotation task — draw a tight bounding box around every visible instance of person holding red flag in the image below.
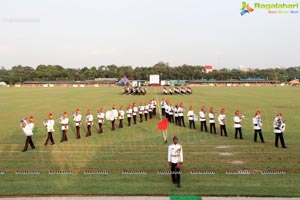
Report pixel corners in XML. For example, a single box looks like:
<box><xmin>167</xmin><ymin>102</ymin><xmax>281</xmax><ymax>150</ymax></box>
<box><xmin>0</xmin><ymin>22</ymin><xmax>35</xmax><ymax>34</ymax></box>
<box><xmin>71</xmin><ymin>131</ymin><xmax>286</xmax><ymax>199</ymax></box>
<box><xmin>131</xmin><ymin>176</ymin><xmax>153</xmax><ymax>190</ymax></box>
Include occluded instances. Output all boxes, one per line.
<box><xmin>158</xmin><ymin>118</ymin><xmax>168</xmax><ymax>144</ymax></box>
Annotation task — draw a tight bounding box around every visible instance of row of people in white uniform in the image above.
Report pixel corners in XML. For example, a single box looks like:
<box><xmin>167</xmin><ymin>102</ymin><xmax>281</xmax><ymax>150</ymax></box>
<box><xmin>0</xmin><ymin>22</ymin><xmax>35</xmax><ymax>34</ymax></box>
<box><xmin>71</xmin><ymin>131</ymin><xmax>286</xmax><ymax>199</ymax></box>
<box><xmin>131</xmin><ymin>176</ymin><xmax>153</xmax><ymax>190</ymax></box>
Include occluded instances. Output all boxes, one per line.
<box><xmin>110</xmin><ymin>101</ymin><xmax>156</xmax><ymax>129</ymax></box>
<box><xmin>161</xmin><ymin>99</ymin><xmax>287</xmax><ymax>148</ymax></box>
<box><xmin>29</xmin><ymin>99</ymin><xmax>159</xmax><ymax>147</ymax></box>
<box><xmin>21</xmin><ymin>100</ymin><xmax>287</xmax><ymax>152</ymax></box>
<box><xmin>161</xmin><ymin>100</ymin><xmax>186</xmax><ymax>126</ymax></box>
<box><xmin>163</xmin><ymin>86</ymin><xmax>192</xmax><ymax>95</ymax></box>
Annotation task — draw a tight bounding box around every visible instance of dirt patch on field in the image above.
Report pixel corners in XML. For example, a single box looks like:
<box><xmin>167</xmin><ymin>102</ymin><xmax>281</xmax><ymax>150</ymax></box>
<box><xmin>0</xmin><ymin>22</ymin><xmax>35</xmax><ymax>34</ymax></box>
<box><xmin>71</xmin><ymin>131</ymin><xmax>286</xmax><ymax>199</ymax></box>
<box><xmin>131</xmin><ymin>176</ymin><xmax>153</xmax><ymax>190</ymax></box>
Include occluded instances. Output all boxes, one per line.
<box><xmin>216</xmin><ymin>146</ymin><xmax>231</xmax><ymax>149</ymax></box>
<box><xmin>219</xmin><ymin>152</ymin><xmax>234</xmax><ymax>156</ymax></box>
<box><xmin>230</xmin><ymin>160</ymin><xmax>245</xmax><ymax>164</ymax></box>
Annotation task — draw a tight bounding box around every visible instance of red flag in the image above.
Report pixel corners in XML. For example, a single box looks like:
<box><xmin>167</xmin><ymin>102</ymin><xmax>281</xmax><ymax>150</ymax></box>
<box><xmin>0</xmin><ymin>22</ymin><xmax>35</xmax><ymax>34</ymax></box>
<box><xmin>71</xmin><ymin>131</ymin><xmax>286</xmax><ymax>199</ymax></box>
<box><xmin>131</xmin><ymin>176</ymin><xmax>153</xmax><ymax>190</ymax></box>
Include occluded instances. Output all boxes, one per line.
<box><xmin>158</xmin><ymin>118</ymin><xmax>168</xmax><ymax>130</ymax></box>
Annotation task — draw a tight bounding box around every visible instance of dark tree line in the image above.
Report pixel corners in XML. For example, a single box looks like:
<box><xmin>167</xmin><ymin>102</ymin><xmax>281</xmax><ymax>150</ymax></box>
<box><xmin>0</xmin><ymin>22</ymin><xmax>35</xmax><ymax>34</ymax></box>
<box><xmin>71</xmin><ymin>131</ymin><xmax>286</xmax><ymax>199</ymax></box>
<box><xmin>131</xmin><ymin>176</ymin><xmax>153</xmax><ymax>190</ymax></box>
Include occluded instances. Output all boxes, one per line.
<box><xmin>0</xmin><ymin>62</ymin><xmax>299</xmax><ymax>84</ymax></box>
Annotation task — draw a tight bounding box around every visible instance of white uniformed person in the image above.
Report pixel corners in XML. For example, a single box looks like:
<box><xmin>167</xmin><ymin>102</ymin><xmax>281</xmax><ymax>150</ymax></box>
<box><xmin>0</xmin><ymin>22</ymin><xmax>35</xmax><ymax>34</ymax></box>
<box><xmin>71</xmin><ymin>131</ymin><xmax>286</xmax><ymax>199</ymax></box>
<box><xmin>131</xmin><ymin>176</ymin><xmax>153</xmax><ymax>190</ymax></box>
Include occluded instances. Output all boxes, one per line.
<box><xmin>21</xmin><ymin>115</ymin><xmax>36</xmax><ymax>152</ymax></box>
<box><xmin>60</xmin><ymin>112</ymin><xmax>69</xmax><ymax>142</ymax></box>
<box><xmin>161</xmin><ymin>98</ymin><xmax>166</xmax><ymax>116</ymax></box>
<box><xmin>164</xmin><ymin>101</ymin><xmax>169</xmax><ymax>120</ymax></box>
<box><xmin>144</xmin><ymin>102</ymin><xmax>149</xmax><ymax>121</ymax></box>
<box><xmin>97</xmin><ymin>107</ymin><xmax>105</xmax><ymax>134</ymax></box>
<box><xmin>218</xmin><ymin>108</ymin><xmax>227</xmax><ymax>136</ymax></box>
<box><xmin>126</xmin><ymin>104</ymin><xmax>133</xmax><ymax>126</ymax></box>
<box><xmin>118</xmin><ymin>105</ymin><xmax>125</xmax><ymax>128</ymax></box>
<box><xmin>168</xmin><ymin>87</ymin><xmax>173</xmax><ymax>95</ymax></box>
<box><xmin>199</xmin><ymin>106</ymin><xmax>208</xmax><ymax>132</ymax></box>
<box><xmin>132</xmin><ymin>102</ymin><xmax>138</xmax><ymax>124</ymax></box>
<box><xmin>253</xmin><ymin>110</ymin><xmax>265</xmax><ymax>143</ymax></box>
<box><xmin>43</xmin><ymin>112</ymin><xmax>55</xmax><ymax>145</ymax></box>
<box><xmin>273</xmin><ymin>113</ymin><xmax>287</xmax><ymax>148</ymax></box>
<box><xmin>138</xmin><ymin>102</ymin><xmax>144</xmax><ymax>122</ymax></box>
<box><xmin>168</xmin><ymin>136</ymin><xmax>183</xmax><ymax>187</ymax></box>
<box><xmin>174</xmin><ymin>104</ymin><xmax>179</xmax><ymax>125</ymax></box>
<box><xmin>73</xmin><ymin>108</ymin><xmax>82</xmax><ymax>139</ymax></box>
<box><xmin>233</xmin><ymin>110</ymin><xmax>244</xmax><ymax>139</ymax></box>
<box><xmin>85</xmin><ymin>109</ymin><xmax>93</xmax><ymax>137</ymax></box>
<box><xmin>111</xmin><ymin>105</ymin><xmax>118</xmax><ymax>131</ymax></box>
<box><xmin>168</xmin><ymin>103</ymin><xmax>174</xmax><ymax>123</ymax></box>
<box><xmin>178</xmin><ymin>102</ymin><xmax>185</xmax><ymax>127</ymax></box>
<box><xmin>208</xmin><ymin>107</ymin><xmax>217</xmax><ymax>134</ymax></box>
<box><xmin>187</xmin><ymin>105</ymin><xmax>195</xmax><ymax>129</ymax></box>
<box><xmin>151</xmin><ymin>98</ymin><xmax>157</xmax><ymax>116</ymax></box>
<box><xmin>163</xmin><ymin>87</ymin><xmax>168</xmax><ymax>95</ymax></box>
<box><xmin>148</xmin><ymin>101</ymin><xmax>153</xmax><ymax>119</ymax></box>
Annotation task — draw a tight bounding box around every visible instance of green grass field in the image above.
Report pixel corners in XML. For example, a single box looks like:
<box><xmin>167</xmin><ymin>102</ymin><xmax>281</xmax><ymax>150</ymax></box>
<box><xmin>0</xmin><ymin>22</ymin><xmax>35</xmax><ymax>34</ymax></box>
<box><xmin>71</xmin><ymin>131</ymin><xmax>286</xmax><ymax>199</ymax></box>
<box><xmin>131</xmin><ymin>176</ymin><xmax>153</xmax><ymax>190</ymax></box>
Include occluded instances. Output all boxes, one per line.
<box><xmin>0</xmin><ymin>86</ymin><xmax>299</xmax><ymax>196</ymax></box>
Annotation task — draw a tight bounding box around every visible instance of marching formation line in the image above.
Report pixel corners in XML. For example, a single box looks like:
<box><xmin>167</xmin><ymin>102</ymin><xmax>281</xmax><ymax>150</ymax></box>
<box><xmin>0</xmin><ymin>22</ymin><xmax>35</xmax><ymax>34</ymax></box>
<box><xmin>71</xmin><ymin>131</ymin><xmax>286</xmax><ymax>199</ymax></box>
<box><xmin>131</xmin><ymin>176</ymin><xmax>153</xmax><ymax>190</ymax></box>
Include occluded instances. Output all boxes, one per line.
<box><xmin>0</xmin><ymin>150</ymin><xmax>298</xmax><ymax>155</ymax></box>
<box><xmin>2</xmin><ymin>143</ymin><xmax>298</xmax><ymax>147</ymax></box>
<box><xmin>1</xmin><ymin>158</ymin><xmax>299</xmax><ymax>163</ymax></box>
<box><xmin>0</xmin><ymin>168</ymin><xmax>299</xmax><ymax>173</ymax></box>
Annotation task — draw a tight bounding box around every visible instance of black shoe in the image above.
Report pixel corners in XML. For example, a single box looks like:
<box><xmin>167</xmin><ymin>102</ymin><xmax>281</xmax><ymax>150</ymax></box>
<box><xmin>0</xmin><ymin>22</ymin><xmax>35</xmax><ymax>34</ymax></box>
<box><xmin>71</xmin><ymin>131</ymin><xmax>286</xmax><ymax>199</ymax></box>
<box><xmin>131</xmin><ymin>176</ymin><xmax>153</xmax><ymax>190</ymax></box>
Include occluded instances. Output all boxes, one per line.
<box><xmin>51</xmin><ymin>143</ymin><xmax>55</xmax><ymax>145</ymax></box>
<box><xmin>164</xmin><ymin>140</ymin><xmax>167</xmax><ymax>144</ymax></box>
<box><xmin>275</xmin><ymin>145</ymin><xmax>278</xmax><ymax>147</ymax></box>
<box><xmin>21</xmin><ymin>149</ymin><xmax>27</xmax><ymax>152</ymax></box>
<box><xmin>282</xmin><ymin>146</ymin><xmax>287</xmax><ymax>148</ymax></box>
<box><xmin>177</xmin><ymin>183</ymin><xmax>181</xmax><ymax>188</ymax></box>
<box><xmin>60</xmin><ymin>140</ymin><xmax>63</xmax><ymax>142</ymax></box>
<box><xmin>32</xmin><ymin>147</ymin><xmax>36</xmax><ymax>149</ymax></box>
